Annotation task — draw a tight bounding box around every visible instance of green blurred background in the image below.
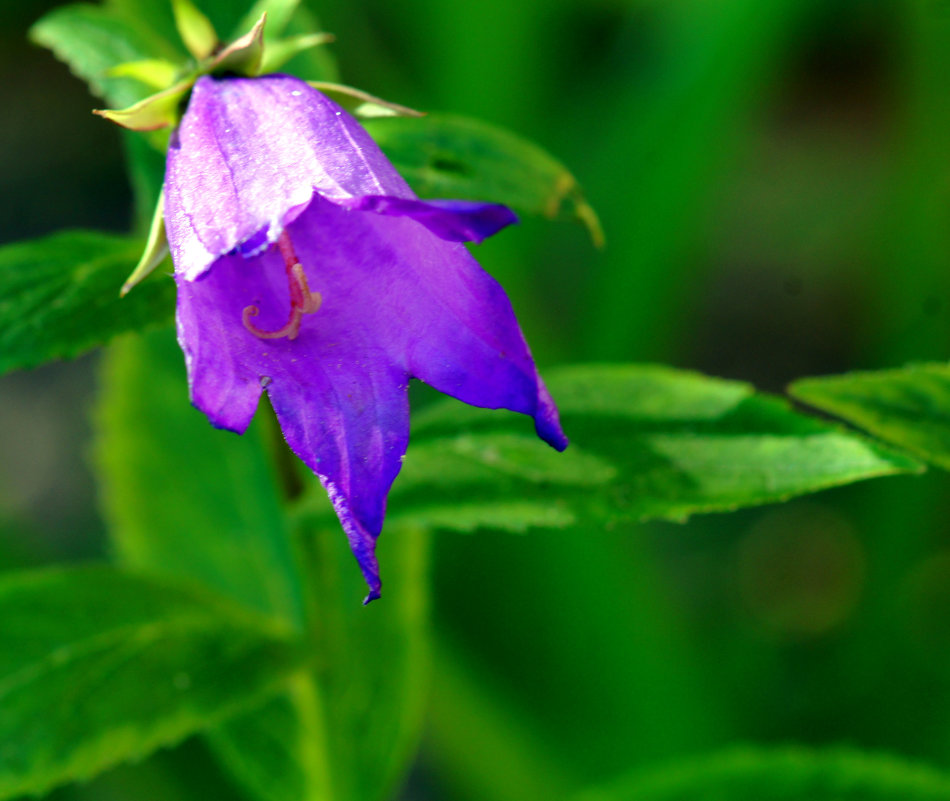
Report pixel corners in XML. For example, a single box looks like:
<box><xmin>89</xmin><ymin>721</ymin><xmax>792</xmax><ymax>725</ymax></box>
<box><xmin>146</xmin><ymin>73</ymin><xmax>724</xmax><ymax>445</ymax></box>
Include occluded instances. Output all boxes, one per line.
<box><xmin>3</xmin><ymin>0</ymin><xmax>950</xmax><ymax>799</ymax></box>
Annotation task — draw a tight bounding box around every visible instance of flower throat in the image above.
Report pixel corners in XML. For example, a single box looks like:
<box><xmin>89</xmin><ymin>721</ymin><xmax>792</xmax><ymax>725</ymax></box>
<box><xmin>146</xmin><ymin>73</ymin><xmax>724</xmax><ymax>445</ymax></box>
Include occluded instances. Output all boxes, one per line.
<box><xmin>242</xmin><ymin>231</ymin><xmax>321</xmax><ymax>340</ymax></box>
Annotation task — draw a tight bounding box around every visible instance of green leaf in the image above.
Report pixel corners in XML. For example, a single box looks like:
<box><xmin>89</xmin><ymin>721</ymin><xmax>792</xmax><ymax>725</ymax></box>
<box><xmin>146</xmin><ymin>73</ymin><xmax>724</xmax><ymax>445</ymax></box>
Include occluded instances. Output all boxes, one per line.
<box><xmin>207</xmin><ymin>522</ymin><xmax>429</xmax><ymax>801</ymax></box>
<box><xmin>361</xmin><ymin>114</ymin><xmax>603</xmax><ymax>245</ymax></box>
<box><xmin>396</xmin><ymin>364</ymin><xmax>922</xmax><ymax>531</ymax></box>
<box><xmin>94</xmin><ymin>328</ymin><xmax>431</xmax><ymax>801</ymax></box>
<box><xmin>575</xmin><ymin>746</ymin><xmax>950</xmax><ymax>801</ymax></box>
<box><xmin>0</xmin><ymin>231</ymin><xmax>174</xmax><ymax>377</ymax></box>
<box><xmin>790</xmin><ymin>364</ymin><xmax>950</xmax><ymax>471</ymax></box>
<box><xmin>0</xmin><ymin>564</ymin><xmax>302</xmax><ymax>800</ymax></box>
<box><xmin>30</xmin><ymin>3</ymin><xmax>183</xmax><ymax>109</ymax></box>
<box><xmin>95</xmin><ymin>328</ymin><xmax>304</xmax><ymax>626</ymax></box>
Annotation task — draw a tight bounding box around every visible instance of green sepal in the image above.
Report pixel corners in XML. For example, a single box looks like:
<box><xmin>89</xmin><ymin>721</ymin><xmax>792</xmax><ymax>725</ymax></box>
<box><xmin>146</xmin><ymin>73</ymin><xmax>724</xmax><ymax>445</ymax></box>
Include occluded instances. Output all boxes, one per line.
<box><xmin>122</xmin><ymin>192</ymin><xmax>169</xmax><ymax>296</ymax></box>
<box><xmin>259</xmin><ymin>32</ymin><xmax>334</xmax><ymax>74</ymax></box>
<box><xmin>209</xmin><ymin>12</ymin><xmax>266</xmax><ymax>76</ymax></box>
<box><xmin>94</xmin><ymin>78</ymin><xmax>193</xmax><ymax>131</ymax></box>
<box><xmin>308</xmin><ymin>81</ymin><xmax>423</xmax><ymax>119</ymax></box>
<box><xmin>172</xmin><ymin>0</ymin><xmax>218</xmax><ymax>61</ymax></box>
<box><xmin>107</xmin><ymin>59</ymin><xmax>181</xmax><ymax>91</ymax></box>
<box><xmin>233</xmin><ymin>0</ymin><xmax>300</xmax><ymax>41</ymax></box>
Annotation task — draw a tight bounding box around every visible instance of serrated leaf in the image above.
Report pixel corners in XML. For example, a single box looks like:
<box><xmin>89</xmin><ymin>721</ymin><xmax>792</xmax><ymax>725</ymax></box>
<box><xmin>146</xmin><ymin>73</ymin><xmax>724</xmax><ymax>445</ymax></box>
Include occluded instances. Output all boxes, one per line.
<box><xmin>30</xmin><ymin>3</ymin><xmax>183</xmax><ymax>109</ymax></box>
<box><xmin>790</xmin><ymin>363</ymin><xmax>950</xmax><ymax>470</ymax></box>
<box><xmin>362</xmin><ymin>114</ymin><xmax>603</xmax><ymax>245</ymax></box>
<box><xmin>576</xmin><ymin>746</ymin><xmax>950</xmax><ymax>801</ymax></box>
<box><xmin>0</xmin><ymin>230</ymin><xmax>174</xmax><ymax>377</ymax></box>
<box><xmin>0</xmin><ymin>564</ymin><xmax>302</xmax><ymax>800</ymax></box>
<box><xmin>396</xmin><ymin>364</ymin><xmax>922</xmax><ymax>532</ymax></box>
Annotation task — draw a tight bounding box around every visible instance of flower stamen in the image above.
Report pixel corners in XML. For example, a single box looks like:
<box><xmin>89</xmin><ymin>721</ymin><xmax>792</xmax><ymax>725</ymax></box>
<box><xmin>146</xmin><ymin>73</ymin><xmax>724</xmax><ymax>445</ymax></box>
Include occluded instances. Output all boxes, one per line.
<box><xmin>242</xmin><ymin>231</ymin><xmax>322</xmax><ymax>340</ymax></box>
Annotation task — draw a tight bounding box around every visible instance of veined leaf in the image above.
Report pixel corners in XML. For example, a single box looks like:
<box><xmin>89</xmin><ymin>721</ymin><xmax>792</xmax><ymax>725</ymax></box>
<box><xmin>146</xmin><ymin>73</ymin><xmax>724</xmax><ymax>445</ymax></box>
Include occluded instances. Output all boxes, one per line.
<box><xmin>0</xmin><ymin>230</ymin><xmax>174</xmax><ymax>377</ymax></box>
<box><xmin>0</xmin><ymin>564</ymin><xmax>301</xmax><ymax>800</ymax></box>
<box><xmin>395</xmin><ymin>364</ymin><xmax>922</xmax><ymax>532</ymax></box>
<box><xmin>790</xmin><ymin>364</ymin><xmax>950</xmax><ymax>470</ymax></box>
<box><xmin>362</xmin><ymin>114</ymin><xmax>603</xmax><ymax>245</ymax></box>
<box><xmin>575</xmin><ymin>746</ymin><xmax>950</xmax><ymax>801</ymax></box>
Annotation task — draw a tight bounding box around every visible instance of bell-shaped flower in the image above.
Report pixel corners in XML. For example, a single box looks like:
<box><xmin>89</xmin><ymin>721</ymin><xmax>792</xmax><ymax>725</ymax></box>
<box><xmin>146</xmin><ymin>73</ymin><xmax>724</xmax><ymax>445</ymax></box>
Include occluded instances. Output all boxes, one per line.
<box><xmin>164</xmin><ymin>73</ymin><xmax>567</xmax><ymax>600</ymax></box>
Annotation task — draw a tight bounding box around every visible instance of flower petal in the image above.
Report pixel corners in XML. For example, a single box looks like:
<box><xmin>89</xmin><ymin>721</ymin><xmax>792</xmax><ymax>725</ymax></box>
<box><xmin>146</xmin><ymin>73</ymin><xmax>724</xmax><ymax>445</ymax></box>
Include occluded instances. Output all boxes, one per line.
<box><xmin>175</xmin><ymin>226</ymin><xmax>410</xmax><ymax>600</ymax></box>
<box><xmin>268</xmin><ymin>363</ymin><xmax>409</xmax><ymax>603</ymax></box>
<box><xmin>176</xmin><ymin>194</ymin><xmax>564</xmax><ymax>597</ymax></box>
<box><xmin>344</xmin><ymin>196</ymin><xmax>518</xmax><ymax>244</ymax></box>
<box><xmin>284</xmin><ymin>196</ymin><xmax>567</xmax><ymax>451</ymax></box>
<box><xmin>164</xmin><ymin>74</ymin><xmax>413</xmax><ymax>281</ymax></box>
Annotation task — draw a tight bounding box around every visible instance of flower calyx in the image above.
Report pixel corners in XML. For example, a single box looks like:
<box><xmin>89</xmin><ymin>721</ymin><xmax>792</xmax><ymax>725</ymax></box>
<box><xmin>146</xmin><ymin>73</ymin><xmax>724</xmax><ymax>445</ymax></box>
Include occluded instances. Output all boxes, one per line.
<box><xmin>92</xmin><ymin>0</ymin><xmax>338</xmax><ymax>133</ymax></box>
<box><xmin>93</xmin><ymin>9</ymin><xmax>271</xmax><ymax>131</ymax></box>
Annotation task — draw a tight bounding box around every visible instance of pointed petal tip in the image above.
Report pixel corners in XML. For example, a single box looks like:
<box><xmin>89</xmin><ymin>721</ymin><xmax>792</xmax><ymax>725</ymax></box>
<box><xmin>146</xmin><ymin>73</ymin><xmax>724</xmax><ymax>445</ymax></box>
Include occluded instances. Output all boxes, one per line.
<box><xmin>356</xmin><ymin>550</ymin><xmax>382</xmax><ymax>604</ymax></box>
<box><xmin>538</xmin><ymin>418</ymin><xmax>569</xmax><ymax>452</ymax></box>
<box><xmin>534</xmin><ymin>377</ymin><xmax>568</xmax><ymax>451</ymax></box>
<box><xmin>362</xmin><ymin>586</ymin><xmax>382</xmax><ymax>605</ymax></box>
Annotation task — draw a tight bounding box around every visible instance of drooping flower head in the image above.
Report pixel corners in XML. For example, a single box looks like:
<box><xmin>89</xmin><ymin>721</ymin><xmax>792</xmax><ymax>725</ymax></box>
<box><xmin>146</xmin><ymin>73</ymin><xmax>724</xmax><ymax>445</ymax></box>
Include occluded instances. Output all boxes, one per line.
<box><xmin>162</xmin><ymin>73</ymin><xmax>566</xmax><ymax>601</ymax></box>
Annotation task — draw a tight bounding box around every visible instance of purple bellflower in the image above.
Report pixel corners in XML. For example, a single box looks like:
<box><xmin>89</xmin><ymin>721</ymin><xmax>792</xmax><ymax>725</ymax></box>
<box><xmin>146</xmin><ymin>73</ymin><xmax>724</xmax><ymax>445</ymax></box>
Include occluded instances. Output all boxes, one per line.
<box><xmin>164</xmin><ymin>73</ymin><xmax>567</xmax><ymax>601</ymax></box>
